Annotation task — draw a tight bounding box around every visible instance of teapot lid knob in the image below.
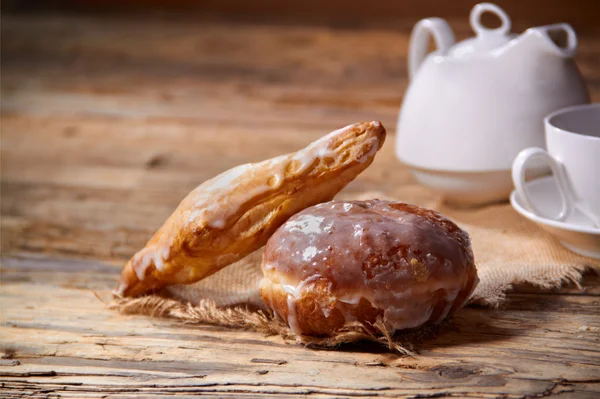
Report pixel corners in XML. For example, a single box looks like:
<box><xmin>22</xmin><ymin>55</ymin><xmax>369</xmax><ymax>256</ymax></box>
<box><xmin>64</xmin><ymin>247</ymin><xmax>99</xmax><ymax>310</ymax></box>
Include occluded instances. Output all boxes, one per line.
<box><xmin>470</xmin><ymin>3</ymin><xmax>511</xmax><ymax>37</ymax></box>
<box><xmin>444</xmin><ymin>2</ymin><xmax>514</xmax><ymax>56</ymax></box>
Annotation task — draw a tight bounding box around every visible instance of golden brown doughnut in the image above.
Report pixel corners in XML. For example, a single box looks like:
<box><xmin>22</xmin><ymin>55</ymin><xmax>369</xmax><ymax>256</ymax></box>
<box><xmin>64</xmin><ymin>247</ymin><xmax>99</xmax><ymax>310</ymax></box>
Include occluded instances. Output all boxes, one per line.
<box><xmin>260</xmin><ymin>200</ymin><xmax>478</xmax><ymax>336</ymax></box>
<box><xmin>116</xmin><ymin>122</ymin><xmax>386</xmax><ymax>297</ymax></box>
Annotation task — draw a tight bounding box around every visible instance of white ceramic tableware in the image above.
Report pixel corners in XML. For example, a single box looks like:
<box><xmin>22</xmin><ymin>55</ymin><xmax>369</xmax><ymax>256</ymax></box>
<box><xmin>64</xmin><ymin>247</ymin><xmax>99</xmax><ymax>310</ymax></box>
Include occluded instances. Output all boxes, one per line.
<box><xmin>396</xmin><ymin>2</ymin><xmax>590</xmax><ymax>206</ymax></box>
<box><xmin>510</xmin><ymin>176</ymin><xmax>600</xmax><ymax>259</ymax></box>
<box><xmin>512</xmin><ymin>103</ymin><xmax>600</xmax><ymax>228</ymax></box>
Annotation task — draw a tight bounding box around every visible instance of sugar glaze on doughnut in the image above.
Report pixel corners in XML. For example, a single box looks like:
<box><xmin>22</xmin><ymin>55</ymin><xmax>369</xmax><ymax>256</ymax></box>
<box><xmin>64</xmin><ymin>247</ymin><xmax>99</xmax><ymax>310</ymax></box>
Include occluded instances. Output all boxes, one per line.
<box><xmin>260</xmin><ymin>200</ymin><xmax>478</xmax><ymax>336</ymax></box>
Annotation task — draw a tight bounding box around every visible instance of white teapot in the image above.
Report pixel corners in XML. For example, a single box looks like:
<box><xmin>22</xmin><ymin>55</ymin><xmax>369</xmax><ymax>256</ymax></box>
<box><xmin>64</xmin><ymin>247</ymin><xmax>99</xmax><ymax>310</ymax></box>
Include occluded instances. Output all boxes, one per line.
<box><xmin>395</xmin><ymin>3</ymin><xmax>590</xmax><ymax>206</ymax></box>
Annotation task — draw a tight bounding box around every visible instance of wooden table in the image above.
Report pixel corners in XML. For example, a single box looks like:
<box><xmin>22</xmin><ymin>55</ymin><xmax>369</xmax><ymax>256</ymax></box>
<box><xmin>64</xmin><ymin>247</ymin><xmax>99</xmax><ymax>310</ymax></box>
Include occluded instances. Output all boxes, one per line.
<box><xmin>2</xmin><ymin>11</ymin><xmax>600</xmax><ymax>398</ymax></box>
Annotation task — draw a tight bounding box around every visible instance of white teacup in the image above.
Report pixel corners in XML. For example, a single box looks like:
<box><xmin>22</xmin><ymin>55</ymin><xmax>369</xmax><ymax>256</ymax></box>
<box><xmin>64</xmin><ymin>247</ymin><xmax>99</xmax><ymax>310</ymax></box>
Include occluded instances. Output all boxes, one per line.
<box><xmin>512</xmin><ymin>103</ymin><xmax>600</xmax><ymax>228</ymax></box>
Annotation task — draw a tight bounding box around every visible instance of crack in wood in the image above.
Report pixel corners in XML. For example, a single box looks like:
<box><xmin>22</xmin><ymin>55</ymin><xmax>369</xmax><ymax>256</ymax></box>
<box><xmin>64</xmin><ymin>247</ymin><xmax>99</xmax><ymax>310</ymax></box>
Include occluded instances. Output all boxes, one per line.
<box><xmin>250</xmin><ymin>358</ymin><xmax>288</xmax><ymax>365</ymax></box>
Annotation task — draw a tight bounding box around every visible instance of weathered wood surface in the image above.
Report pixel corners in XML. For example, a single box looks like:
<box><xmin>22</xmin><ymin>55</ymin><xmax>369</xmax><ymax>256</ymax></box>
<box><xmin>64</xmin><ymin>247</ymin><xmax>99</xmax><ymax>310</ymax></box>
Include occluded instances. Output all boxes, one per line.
<box><xmin>1</xmin><ymin>12</ymin><xmax>600</xmax><ymax>398</ymax></box>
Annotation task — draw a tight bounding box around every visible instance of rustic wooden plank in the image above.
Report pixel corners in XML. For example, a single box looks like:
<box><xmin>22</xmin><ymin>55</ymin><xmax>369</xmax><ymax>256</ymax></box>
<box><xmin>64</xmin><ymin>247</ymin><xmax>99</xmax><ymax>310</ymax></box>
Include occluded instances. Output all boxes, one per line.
<box><xmin>2</xmin><ymin>14</ymin><xmax>599</xmax><ymax>128</ymax></box>
<box><xmin>1</xmin><ymin>257</ymin><xmax>600</xmax><ymax>398</ymax></box>
<box><xmin>0</xmin><ymin>15</ymin><xmax>409</xmax><ymax>131</ymax></box>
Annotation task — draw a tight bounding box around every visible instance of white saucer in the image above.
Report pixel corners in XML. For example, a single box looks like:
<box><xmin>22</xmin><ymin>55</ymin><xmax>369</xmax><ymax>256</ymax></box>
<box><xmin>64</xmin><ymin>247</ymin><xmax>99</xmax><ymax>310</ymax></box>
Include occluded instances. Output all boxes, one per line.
<box><xmin>510</xmin><ymin>176</ymin><xmax>600</xmax><ymax>259</ymax></box>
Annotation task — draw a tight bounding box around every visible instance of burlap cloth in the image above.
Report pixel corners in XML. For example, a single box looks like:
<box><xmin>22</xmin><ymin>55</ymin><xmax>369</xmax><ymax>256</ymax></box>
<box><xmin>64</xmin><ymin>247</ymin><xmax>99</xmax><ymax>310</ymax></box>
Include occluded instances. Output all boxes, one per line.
<box><xmin>111</xmin><ymin>191</ymin><xmax>599</xmax><ymax>353</ymax></box>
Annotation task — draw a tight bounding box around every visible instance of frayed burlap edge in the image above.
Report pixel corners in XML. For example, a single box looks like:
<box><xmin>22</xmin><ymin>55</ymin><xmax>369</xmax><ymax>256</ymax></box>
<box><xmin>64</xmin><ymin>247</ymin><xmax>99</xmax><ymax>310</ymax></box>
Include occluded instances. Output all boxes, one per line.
<box><xmin>469</xmin><ymin>263</ymin><xmax>590</xmax><ymax>307</ymax></box>
<box><xmin>108</xmin><ymin>295</ymin><xmax>416</xmax><ymax>356</ymax></box>
<box><xmin>105</xmin><ymin>264</ymin><xmax>597</xmax><ymax>355</ymax></box>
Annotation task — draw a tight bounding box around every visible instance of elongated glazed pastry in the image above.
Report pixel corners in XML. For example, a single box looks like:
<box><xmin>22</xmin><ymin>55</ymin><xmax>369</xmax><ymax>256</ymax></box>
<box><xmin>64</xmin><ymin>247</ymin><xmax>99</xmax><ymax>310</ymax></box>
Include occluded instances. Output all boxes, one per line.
<box><xmin>116</xmin><ymin>122</ymin><xmax>386</xmax><ymax>297</ymax></box>
<box><xmin>260</xmin><ymin>200</ymin><xmax>478</xmax><ymax>336</ymax></box>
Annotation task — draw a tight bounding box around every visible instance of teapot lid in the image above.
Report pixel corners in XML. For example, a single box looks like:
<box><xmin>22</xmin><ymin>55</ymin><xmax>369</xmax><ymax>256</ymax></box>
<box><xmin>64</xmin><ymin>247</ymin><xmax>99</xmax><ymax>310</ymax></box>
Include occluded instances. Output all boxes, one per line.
<box><xmin>448</xmin><ymin>3</ymin><xmax>517</xmax><ymax>58</ymax></box>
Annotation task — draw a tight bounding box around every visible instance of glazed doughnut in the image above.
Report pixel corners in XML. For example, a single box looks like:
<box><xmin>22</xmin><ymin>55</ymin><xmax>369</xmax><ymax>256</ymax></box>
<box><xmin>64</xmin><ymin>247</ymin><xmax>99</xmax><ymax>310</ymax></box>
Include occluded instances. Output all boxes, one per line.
<box><xmin>260</xmin><ymin>200</ymin><xmax>478</xmax><ymax>336</ymax></box>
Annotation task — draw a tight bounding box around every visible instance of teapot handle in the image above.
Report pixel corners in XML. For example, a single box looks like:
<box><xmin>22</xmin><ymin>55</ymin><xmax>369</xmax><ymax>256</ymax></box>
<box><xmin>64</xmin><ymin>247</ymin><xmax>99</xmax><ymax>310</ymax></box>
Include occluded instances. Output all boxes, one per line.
<box><xmin>408</xmin><ymin>18</ymin><xmax>455</xmax><ymax>80</ymax></box>
<box><xmin>536</xmin><ymin>23</ymin><xmax>578</xmax><ymax>58</ymax></box>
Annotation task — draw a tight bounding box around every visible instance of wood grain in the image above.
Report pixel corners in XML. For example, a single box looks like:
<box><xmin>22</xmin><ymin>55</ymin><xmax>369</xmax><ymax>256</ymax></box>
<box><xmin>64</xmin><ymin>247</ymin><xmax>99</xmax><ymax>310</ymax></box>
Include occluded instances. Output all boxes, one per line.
<box><xmin>1</xmin><ymin>11</ymin><xmax>600</xmax><ymax>398</ymax></box>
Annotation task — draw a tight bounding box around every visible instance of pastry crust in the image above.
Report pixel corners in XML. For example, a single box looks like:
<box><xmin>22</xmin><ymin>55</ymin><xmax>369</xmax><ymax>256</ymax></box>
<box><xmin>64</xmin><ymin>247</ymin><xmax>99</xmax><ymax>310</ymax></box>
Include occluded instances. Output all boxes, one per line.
<box><xmin>260</xmin><ymin>200</ymin><xmax>478</xmax><ymax>336</ymax></box>
<box><xmin>116</xmin><ymin>122</ymin><xmax>386</xmax><ymax>297</ymax></box>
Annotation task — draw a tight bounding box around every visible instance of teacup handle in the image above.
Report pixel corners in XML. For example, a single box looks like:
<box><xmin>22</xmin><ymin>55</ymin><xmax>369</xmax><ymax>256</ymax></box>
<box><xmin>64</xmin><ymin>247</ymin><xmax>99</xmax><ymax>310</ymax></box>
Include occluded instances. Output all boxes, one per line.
<box><xmin>512</xmin><ymin>147</ymin><xmax>572</xmax><ymax>221</ymax></box>
<box><xmin>408</xmin><ymin>18</ymin><xmax>455</xmax><ymax>80</ymax></box>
